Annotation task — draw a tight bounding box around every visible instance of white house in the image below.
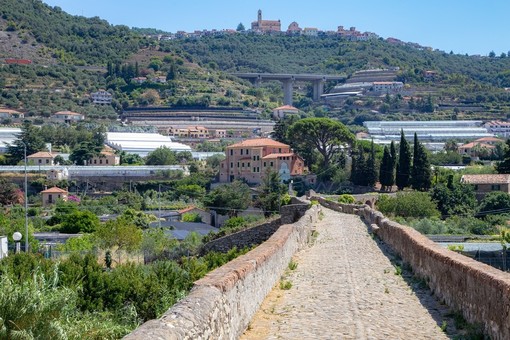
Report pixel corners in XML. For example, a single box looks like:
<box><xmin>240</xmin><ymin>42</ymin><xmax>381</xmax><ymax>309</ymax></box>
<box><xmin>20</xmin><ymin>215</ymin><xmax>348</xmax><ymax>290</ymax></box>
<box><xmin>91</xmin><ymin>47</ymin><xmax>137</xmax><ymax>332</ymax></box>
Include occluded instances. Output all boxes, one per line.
<box><xmin>0</xmin><ymin>108</ymin><xmax>24</xmax><ymax>119</ymax></box>
<box><xmin>91</xmin><ymin>89</ymin><xmax>112</xmax><ymax>104</ymax></box>
<box><xmin>52</xmin><ymin>111</ymin><xmax>85</xmax><ymax>123</ymax></box>
<box><xmin>272</xmin><ymin>105</ymin><xmax>299</xmax><ymax>120</ymax></box>
<box><xmin>372</xmin><ymin>82</ymin><xmax>404</xmax><ymax>93</ymax></box>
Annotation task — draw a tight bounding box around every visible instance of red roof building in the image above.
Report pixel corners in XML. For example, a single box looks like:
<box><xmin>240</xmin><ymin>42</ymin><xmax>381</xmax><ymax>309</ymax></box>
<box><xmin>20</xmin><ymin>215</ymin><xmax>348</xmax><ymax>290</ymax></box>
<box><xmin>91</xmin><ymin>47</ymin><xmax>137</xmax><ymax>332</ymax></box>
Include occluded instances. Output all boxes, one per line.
<box><xmin>219</xmin><ymin>138</ymin><xmax>305</xmax><ymax>185</ymax></box>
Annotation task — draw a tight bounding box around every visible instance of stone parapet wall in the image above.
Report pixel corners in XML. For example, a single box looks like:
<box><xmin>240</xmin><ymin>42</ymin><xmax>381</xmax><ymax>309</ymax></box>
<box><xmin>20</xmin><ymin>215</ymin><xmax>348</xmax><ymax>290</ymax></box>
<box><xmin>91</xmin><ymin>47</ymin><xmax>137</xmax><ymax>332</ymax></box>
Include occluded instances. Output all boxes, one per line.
<box><xmin>315</xmin><ymin>196</ymin><xmax>510</xmax><ymax>340</ymax></box>
<box><xmin>125</xmin><ymin>204</ymin><xmax>319</xmax><ymax>340</ymax></box>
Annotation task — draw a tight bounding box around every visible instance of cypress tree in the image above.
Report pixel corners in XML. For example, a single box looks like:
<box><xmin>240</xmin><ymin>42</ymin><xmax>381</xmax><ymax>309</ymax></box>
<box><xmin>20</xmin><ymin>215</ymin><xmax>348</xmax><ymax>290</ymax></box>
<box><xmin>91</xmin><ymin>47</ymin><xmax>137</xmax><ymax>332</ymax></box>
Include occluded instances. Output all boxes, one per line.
<box><xmin>396</xmin><ymin>130</ymin><xmax>411</xmax><ymax>190</ymax></box>
<box><xmin>366</xmin><ymin>140</ymin><xmax>378</xmax><ymax>187</ymax></box>
<box><xmin>389</xmin><ymin>141</ymin><xmax>397</xmax><ymax>188</ymax></box>
<box><xmin>351</xmin><ymin>145</ymin><xmax>366</xmax><ymax>185</ymax></box>
<box><xmin>379</xmin><ymin>146</ymin><xmax>391</xmax><ymax>191</ymax></box>
<box><xmin>411</xmin><ymin>136</ymin><xmax>432</xmax><ymax>191</ymax></box>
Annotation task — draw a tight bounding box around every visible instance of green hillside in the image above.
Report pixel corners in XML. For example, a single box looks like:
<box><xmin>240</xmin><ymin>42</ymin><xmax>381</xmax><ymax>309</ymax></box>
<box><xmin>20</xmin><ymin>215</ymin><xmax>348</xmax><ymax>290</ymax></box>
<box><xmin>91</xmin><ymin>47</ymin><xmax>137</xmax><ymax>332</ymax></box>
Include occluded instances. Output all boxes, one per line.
<box><xmin>0</xmin><ymin>1</ymin><xmax>277</xmax><ymax>119</ymax></box>
<box><xmin>0</xmin><ymin>0</ymin><xmax>141</xmax><ymax>65</ymax></box>
<box><xmin>165</xmin><ymin>34</ymin><xmax>510</xmax><ymax>87</ymax></box>
<box><xmin>1</xmin><ymin>0</ymin><xmax>510</xmax><ymax>122</ymax></box>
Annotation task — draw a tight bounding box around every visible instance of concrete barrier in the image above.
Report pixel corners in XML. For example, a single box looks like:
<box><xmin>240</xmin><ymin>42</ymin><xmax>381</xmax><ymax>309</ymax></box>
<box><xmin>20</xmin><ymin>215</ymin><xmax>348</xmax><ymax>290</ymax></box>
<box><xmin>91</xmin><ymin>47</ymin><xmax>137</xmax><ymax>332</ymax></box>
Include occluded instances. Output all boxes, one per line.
<box><xmin>315</xmin><ymin>196</ymin><xmax>510</xmax><ymax>340</ymax></box>
<box><xmin>125</xmin><ymin>204</ymin><xmax>319</xmax><ymax>340</ymax></box>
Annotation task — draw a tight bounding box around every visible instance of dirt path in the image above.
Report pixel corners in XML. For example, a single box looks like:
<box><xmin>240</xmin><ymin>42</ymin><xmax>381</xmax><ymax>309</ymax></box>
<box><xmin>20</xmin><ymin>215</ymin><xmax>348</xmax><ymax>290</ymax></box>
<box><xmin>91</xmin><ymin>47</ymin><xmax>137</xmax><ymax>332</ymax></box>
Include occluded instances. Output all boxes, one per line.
<box><xmin>241</xmin><ymin>209</ymin><xmax>455</xmax><ymax>340</ymax></box>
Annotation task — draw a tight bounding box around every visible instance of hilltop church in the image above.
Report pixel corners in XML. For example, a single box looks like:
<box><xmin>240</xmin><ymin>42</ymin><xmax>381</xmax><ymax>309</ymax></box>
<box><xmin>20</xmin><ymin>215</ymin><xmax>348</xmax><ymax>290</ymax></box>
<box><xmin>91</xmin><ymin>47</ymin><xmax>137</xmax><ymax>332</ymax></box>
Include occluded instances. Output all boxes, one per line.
<box><xmin>251</xmin><ymin>10</ymin><xmax>281</xmax><ymax>33</ymax></box>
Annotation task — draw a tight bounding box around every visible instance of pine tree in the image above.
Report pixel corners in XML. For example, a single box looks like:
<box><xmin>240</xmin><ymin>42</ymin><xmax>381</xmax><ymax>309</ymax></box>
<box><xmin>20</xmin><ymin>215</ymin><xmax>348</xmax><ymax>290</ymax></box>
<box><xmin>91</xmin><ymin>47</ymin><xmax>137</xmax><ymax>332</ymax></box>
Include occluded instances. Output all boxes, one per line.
<box><xmin>7</xmin><ymin>122</ymin><xmax>46</xmax><ymax>164</ymax></box>
<box><xmin>396</xmin><ymin>130</ymin><xmax>411</xmax><ymax>190</ymax></box>
<box><xmin>366</xmin><ymin>140</ymin><xmax>378</xmax><ymax>187</ymax></box>
<box><xmin>411</xmin><ymin>135</ymin><xmax>432</xmax><ymax>191</ymax></box>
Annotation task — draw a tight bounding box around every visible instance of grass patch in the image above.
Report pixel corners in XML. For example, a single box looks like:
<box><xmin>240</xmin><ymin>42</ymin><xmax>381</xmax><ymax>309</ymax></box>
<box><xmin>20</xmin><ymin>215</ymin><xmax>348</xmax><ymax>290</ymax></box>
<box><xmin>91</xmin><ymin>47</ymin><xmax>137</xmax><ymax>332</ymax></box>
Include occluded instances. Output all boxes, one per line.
<box><xmin>394</xmin><ymin>264</ymin><xmax>402</xmax><ymax>276</ymax></box>
<box><xmin>280</xmin><ymin>280</ymin><xmax>292</xmax><ymax>290</ymax></box>
<box><xmin>288</xmin><ymin>260</ymin><xmax>298</xmax><ymax>271</ymax></box>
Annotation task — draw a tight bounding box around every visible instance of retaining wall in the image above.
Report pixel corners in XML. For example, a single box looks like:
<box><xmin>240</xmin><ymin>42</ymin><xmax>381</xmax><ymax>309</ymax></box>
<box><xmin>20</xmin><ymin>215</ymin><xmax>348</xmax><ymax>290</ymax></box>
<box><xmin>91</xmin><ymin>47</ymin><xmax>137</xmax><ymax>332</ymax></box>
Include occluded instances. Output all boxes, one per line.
<box><xmin>125</xmin><ymin>204</ymin><xmax>319</xmax><ymax>340</ymax></box>
<box><xmin>201</xmin><ymin>217</ymin><xmax>282</xmax><ymax>254</ymax></box>
<box><xmin>316</xmin><ymin>197</ymin><xmax>510</xmax><ymax>340</ymax></box>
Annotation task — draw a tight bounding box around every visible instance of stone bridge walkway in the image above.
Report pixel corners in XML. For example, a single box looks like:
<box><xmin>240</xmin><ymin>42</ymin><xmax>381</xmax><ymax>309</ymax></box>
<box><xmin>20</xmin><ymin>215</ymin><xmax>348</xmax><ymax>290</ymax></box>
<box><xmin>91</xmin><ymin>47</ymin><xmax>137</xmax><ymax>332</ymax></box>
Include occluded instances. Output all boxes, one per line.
<box><xmin>241</xmin><ymin>208</ymin><xmax>453</xmax><ymax>340</ymax></box>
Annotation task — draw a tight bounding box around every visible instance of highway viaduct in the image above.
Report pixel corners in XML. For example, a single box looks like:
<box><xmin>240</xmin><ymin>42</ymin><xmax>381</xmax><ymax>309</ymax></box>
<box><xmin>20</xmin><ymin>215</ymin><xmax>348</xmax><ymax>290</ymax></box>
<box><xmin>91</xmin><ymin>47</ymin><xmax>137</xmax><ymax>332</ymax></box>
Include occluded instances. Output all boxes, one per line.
<box><xmin>231</xmin><ymin>73</ymin><xmax>345</xmax><ymax>105</ymax></box>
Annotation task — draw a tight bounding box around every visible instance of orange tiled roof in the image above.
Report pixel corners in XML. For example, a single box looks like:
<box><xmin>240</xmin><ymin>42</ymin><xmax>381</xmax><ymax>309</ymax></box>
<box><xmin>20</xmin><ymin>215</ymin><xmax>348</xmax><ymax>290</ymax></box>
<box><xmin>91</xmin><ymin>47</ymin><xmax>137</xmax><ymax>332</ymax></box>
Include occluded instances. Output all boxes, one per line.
<box><xmin>41</xmin><ymin>186</ymin><xmax>68</xmax><ymax>194</ymax></box>
<box><xmin>54</xmin><ymin>111</ymin><xmax>83</xmax><ymax>116</ymax></box>
<box><xmin>461</xmin><ymin>174</ymin><xmax>510</xmax><ymax>184</ymax></box>
<box><xmin>27</xmin><ymin>151</ymin><xmax>55</xmax><ymax>158</ymax></box>
<box><xmin>228</xmin><ymin>138</ymin><xmax>289</xmax><ymax>148</ymax></box>
<box><xmin>274</xmin><ymin>105</ymin><xmax>299</xmax><ymax>111</ymax></box>
<box><xmin>262</xmin><ymin>153</ymin><xmax>295</xmax><ymax>159</ymax></box>
<box><xmin>458</xmin><ymin>142</ymin><xmax>495</xmax><ymax>150</ymax></box>
<box><xmin>0</xmin><ymin>108</ymin><xmax>22</xmax><ymax>114</ymax></box>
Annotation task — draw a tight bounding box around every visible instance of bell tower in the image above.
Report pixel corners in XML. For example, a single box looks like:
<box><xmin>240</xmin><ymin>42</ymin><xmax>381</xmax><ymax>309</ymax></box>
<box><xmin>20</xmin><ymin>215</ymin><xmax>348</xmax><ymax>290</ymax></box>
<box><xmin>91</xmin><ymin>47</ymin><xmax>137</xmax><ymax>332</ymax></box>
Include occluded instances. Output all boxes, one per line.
<box><xmin>258</xmin><ymin>9</ymin><xmax>262</xmax><ymax>24</ymax></box>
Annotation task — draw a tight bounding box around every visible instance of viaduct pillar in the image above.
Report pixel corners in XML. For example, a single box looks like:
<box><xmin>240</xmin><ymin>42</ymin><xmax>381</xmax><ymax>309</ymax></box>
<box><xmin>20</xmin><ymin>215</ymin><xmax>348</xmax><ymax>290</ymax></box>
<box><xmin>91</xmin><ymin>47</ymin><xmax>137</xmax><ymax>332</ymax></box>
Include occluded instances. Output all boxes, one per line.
<box><xmin>313</xmin><ymin>79</ymin><xmax>325</xmax><ymax>101</ymax></box>
<box><xmin>283</xmin><ymin>79</ymin><xmax>294</xmax><ymax>105</ymax></box>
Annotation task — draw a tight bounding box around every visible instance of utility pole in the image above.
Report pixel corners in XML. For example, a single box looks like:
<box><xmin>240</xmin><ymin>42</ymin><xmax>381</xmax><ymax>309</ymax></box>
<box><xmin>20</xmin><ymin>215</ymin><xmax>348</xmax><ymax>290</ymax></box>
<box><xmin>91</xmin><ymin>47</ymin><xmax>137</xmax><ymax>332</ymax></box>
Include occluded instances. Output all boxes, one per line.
<box><xmin>158</xmin><ymin>184</ymin><xmax>162</xmax><ymax>228</ymax></box>
<box><xmin>20</xmin><ymin>142</ymin><xmax>28</xmax><ymax>252</ymax></box>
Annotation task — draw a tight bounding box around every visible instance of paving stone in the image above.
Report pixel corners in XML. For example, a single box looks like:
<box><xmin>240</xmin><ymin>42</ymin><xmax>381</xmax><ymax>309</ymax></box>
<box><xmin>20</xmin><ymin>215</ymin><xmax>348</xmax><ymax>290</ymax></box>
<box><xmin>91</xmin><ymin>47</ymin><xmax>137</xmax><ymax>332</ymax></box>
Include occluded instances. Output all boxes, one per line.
<box><xmin>241</xmin><ymin>209</ymin><xmax>450</xmax><ymax>340</ymax></box>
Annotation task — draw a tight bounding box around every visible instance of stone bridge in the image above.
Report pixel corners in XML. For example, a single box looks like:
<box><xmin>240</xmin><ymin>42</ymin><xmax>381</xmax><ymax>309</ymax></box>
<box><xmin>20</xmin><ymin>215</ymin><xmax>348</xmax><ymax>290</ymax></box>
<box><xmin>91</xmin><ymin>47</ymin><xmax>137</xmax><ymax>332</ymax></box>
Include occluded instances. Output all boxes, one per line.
<box><xmin>126</xmin><ymin>199</ymin><xmax>510</xmax><ymax>340</ymax></box>
<box><xmin>231</xmin><ymin>73</ymin><xmax>345</xmax><ymax>105</ymax></box>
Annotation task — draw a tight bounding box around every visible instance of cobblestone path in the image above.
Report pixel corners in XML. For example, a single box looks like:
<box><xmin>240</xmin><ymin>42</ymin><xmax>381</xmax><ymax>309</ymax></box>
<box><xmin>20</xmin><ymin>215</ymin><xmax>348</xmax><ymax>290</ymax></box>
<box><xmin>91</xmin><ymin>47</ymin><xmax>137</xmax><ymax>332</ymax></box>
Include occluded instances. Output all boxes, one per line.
<box><xmin>241</xmin><ymin>208</ymin><xmax>452</xmax><ymax>340</ymax></box>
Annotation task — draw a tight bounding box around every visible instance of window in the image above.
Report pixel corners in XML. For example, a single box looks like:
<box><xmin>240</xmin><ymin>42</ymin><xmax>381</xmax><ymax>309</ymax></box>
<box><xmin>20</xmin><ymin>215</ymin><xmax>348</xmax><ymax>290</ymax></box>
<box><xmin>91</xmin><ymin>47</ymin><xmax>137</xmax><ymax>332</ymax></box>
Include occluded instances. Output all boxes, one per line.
<box><xmin>99</xmin><ymin>159</ymin><xmax>103</xmax><ymax>164</ymax></box>
<box><xmin>264</xmin><ymin>162</ymin><xmax>267</xmax><ymax>167</ymax></box>
<box><xmin>240</xmin><ymin>149</ymin><xmax>243</xmax><ymax>155</ymax></box>
<box><xmin>230</xmin><ymin>162</ymin><xmax>234</xmax><ymax>168</ymax></box>
<box><xmin>492</xmin><ymin>184</ymin><xmax>501</xmax><ymax>190</ymax></box>
<box><xmin>474</xmin><ymin>185</ymin><xmax>478</xmax><ymax>190</ymax></box>
<box><xmin>257</xmin><ymin>167</ymin><xmax>260</xmax><ymax>172</ymax></box>
<box><xmin>38</xmin><ymin>159</ymin><xmax>42</xmax><ymax>164</ymax></box>
<box><xmin>253</xmin><ymin>167</ymin><xmax>256</xmax><ymax>172</ymax></box>
<box><xmin>106</xmin><ymin>159</ymin><xmax>109</xmax><ymax>164</ymax></box>
<box><xmin>246</xmin><ymin>149</ymin><xmax>249</xmax><ymax>155</ymax></box>
<box><xmin>279</xmin><ymin>148</ymin><xmax>282</xmax><ymax>153</ymax></box>
<box><xmin>242</xmin><ymin>163</ymin><xmax>245</xmax><ymax>167</ymax></box>
<box><xmin>270</xmin><ymin>161</ymin><xmax>274</xmax><ymax>167</ymax></box>
<box><xmin>45</xmin><ymin>159</ymin><xmax>49</xmax><ymax>164</ymax></box>
<box><xmin>248</xmin><ymin>162</ymin><xmax>251</xmax><ymax>167</ymax></box>
<box><xmin>94</xmin><ymin>159</ymin><xmax>97</xmax><ymax>164</ymax></box>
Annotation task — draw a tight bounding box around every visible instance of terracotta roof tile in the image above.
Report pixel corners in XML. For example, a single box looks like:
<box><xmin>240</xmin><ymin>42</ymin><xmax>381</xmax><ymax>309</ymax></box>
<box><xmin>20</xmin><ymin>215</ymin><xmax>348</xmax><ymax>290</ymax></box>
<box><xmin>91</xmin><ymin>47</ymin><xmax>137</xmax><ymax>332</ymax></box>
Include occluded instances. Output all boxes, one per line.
<box><xmin>273</xmin><ymin>105</ymin><xmax>298</xmax><ymax>111</ymax></box>
<box><xmin>27</xmin><ymin>151</ymin><xmax>55</xmax><ymax>158</ymax></box>
<box><xmin>461</xmin><ymin>174</ymin><xmax>510</xmax><ymax>184</ymax></box>
<box><xmin>41</xmin><ymin>186</ymin><xmax>68</xmax><ymax>194</ymax></box>
<box><xmin>228</xmin><ymin>138</ymin><xmax>289</xmax><ymax>148</ymax></box>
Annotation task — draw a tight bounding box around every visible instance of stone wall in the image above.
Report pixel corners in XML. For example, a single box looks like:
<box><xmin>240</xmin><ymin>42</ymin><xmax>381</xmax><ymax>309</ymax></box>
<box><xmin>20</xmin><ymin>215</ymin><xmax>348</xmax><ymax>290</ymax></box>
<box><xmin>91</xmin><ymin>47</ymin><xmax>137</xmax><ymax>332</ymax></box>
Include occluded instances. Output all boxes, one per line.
<box><xmin>202</xmin><ymin>201</ymin><xmax>310</xmax><ymax>254</ymax></box>
<box><xmin>125</xmin><ymin>204</ymin><xmax>319</xmax><ymax>340</ymax></box>
<box><xmin>315</xmin><ymin>197</ymin><xmax>510</xmax><ymax>340</ymax></box>
<box><xmin>201</xmin><ymin>217</ymin><xmax>282</xmax><ymax>254</ymax></box>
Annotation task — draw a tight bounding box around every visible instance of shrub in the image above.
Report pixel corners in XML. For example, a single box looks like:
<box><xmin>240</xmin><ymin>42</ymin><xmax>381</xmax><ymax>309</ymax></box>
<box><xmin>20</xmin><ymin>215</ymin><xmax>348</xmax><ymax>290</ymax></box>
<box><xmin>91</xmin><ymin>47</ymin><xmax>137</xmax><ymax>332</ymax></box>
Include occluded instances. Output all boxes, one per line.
<box><xmin>59</xmin><ymin>210</ymin><xmax>100</xmax><ymax>234</ymax></box>
<box><xmin>409</xmin><ymin>217</ymin><xmax>447</xmax><ymax>234</ymax></box>
<box><xmin>338</xmin><ymin>194</ymin><xmax>355</xmax><ymax>204</ymax></box>
<box><xmin>377</xmin><ymin>192</ymin><xmax>440</xmax><ymax>218</ymax></box>
<box><xmin>182</xmin><ymin>212</ymin><xmax>202</xmax><ymax>223</ymax></box>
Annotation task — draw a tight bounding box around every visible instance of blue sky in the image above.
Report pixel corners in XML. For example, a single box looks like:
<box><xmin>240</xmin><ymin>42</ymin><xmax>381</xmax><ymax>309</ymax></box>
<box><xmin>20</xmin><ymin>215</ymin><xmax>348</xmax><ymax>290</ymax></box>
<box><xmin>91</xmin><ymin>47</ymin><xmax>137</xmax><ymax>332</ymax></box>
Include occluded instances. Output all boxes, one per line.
<box><xmin>43</xmin><ymin>0</ymin><xmax>509</xmax><ymax>56</ymax></box>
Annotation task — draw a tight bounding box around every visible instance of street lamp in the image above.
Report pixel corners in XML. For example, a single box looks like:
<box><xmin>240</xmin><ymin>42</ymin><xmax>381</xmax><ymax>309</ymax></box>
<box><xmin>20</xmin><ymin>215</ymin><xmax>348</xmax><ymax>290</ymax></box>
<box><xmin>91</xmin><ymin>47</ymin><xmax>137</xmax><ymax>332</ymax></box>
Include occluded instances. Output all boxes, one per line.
<box><xmin>19</xmin><ymin>141</ymin><xmax>29</xmax><ymax>252</ymax></box>
<box><xmin>13</xmin><ymin>231</ymin><xmax>22</xmax><ymax>254</ymax></box>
